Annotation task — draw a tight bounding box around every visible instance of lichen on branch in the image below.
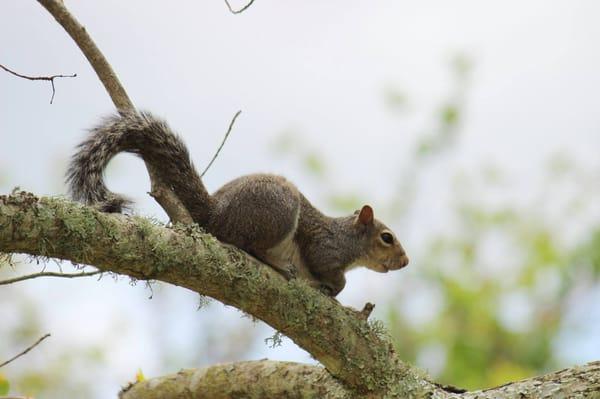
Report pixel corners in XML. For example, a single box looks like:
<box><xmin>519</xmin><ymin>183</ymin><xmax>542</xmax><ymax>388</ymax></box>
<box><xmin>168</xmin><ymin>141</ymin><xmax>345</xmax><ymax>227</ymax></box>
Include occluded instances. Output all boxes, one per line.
<box><xmin>0</xmin><ymin>192</ymin><xmax>426</xmax><ymax>396</ymax></box>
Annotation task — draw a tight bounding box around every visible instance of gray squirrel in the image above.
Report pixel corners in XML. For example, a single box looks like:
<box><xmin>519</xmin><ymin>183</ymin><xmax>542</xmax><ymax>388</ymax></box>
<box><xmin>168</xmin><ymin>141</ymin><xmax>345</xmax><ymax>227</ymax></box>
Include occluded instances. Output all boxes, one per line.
<box><xmin>67</xmin><ymin>111</ymin><xmax>409</xmax><ymax>296</ymax></box>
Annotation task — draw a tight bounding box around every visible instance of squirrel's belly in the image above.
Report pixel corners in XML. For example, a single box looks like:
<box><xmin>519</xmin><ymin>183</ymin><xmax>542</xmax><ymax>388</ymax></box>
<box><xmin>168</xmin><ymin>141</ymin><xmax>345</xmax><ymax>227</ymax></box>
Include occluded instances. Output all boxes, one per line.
<box><xmin>264</xmin><ymin>233</ymin><xmax>314</xmax><ymax>282</ymax></box>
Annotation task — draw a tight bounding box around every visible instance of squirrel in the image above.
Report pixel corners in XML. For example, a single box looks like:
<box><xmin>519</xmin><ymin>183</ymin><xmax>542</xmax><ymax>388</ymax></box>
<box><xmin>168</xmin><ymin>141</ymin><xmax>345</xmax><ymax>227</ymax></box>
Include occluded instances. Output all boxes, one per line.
<box><xmin>66</xmin><ymin>111</ymin><xmax>409</xmax><ymax>296</ymax></box>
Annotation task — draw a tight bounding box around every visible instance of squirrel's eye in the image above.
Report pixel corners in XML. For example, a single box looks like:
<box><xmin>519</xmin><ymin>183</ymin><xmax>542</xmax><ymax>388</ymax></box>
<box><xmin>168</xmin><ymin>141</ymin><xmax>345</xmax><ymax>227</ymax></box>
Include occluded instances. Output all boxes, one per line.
<box><xmin>381</xmin><ymin>232</ymin><xmax>394</xmax><ymax>244</ymax></box>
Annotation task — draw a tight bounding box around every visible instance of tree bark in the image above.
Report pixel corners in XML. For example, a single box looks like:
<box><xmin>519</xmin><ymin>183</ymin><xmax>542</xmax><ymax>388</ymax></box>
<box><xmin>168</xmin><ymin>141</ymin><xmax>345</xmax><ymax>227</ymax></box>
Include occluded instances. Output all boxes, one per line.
<box><xmin>119</xmin><ymin>360</ymin><xmax>600</xmax><ymax>399</ymax></box>
<box><xmin>119</xmin><ymin>360</ymin><xmax>349</xmax><ymax>399</ymax></box>
<box><xmin>1</xmin><ymin>192</ymin><xmax>599</xmax><ymax>398</ymax></box>
<box><xmin>461</xmin><ymin>360</ymin><xmax>600</xmax><ymax>399</ymax></box>
<box><xmin>0</xmin><ymin>192</ymin><xmax>432</xmax><ymax>397</ymax></box>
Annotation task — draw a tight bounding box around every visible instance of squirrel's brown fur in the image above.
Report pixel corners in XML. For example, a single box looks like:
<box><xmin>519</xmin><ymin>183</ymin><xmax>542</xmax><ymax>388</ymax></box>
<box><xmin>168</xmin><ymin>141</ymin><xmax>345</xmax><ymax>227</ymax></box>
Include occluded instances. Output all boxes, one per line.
<box><xmin>67</xmin><ymin>112</ymin><xmax>408</xmax><ymax>296</ymax></box>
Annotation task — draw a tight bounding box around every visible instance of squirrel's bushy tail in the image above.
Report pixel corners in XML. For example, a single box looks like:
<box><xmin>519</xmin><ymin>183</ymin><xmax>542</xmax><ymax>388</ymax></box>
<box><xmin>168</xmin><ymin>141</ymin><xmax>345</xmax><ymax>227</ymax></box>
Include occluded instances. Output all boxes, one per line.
<box><xmin>66</xmin><ymin>111</ymin><xmax>212</xmax><ymax>224</ymax></box>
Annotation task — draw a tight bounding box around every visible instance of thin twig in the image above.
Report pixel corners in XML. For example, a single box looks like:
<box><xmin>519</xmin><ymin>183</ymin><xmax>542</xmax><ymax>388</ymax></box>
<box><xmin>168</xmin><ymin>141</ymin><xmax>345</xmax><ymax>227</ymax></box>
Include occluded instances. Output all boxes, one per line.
<box><xmin>224</xmin><ymin>0</ymin><xmax>256</xmax><ymax>14</ymax></box>
<box><xmin>0</xmin><ymin>270</ymin><xmax>101</xmax><ymax>286</ymax></box>
<box><xmin>201</xmin><ymin>110</ymin><xmax>242</xmax><ymax>177</ymax></box>
<box><xmin>0</xmin><ymin>63</ymin><xmax>76</xmax><ymax>104</ymax></box>
<box><xmin>0</xmin><ymin>333</ymin><xmax>51</xmax><ymax>368</ymax></box>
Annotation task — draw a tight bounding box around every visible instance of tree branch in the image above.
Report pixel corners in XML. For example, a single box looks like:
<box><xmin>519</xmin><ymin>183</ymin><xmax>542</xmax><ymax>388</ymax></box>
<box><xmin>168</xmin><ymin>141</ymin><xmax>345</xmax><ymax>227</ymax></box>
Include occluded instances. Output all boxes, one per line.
<box><xmin>36</xmin><ymin>0</ymin><xmax>132</xmax><ymax>111</ymax></box>
<box><xmin>0</xmin><ymin>270</ymin><xmax>101</xmax><ymax>285</ymax></box>
<box><xmin>1</xmin><ymin>192</ymin><xmax>599</xmax><ymax>397</ymax></box>
<box><xmin>37</xmin><ymin>0</ymin><xmax>193</xmax><ymax>225</ymax></box>
<box><xmin>119</xmin><ymin>360</ymin><xmax>600</xmax><ymax>399</ymax></box>
<box><xmin>0</xmin><ymin>63</ymin><xmax>76</xmax><ymax>104</ymax></box>
<box><xmin>0</xmin><ymin>333</ymin><xmax>51</xmax><ymax>368</ymax></box>
<box><xmin>462</xmin><ymin>360</ymin><xmax>600</xmax><ymax>399</ymax></box>
<box><xmin>224</xmin><ymin>0</ymin><xmax>256</xmax><ymax>15</ymax></box>
<box><xmin>0</xmin><ymin>192</ymin><xmax>430</xmax><ymax>396</ymax></box>
<box><xmin>119</xmin><ymin>360</ymin><xmax>348</xmax><ymax>399</ymax></box>
<box><xmin>200</xmin><ymin>110</ymin><xmax>242</xmax><ymax>178</ymax></box>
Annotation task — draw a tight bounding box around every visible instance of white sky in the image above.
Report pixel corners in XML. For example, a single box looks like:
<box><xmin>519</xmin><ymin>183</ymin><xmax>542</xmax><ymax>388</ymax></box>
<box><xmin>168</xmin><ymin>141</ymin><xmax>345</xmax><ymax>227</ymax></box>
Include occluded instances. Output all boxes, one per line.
<box><xmin>1</xmin><ymin>1</ymin><xmax>600</xmax><ymax>397</ymax></box>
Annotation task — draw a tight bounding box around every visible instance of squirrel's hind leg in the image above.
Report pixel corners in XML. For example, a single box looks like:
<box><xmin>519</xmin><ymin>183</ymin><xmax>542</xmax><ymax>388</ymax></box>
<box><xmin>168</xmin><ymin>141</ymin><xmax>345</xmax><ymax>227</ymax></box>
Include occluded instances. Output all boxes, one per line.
<box><xmin>209</xmin><ymin>174</ymin><xmax>301</xmax><ymax>263</ymax></box>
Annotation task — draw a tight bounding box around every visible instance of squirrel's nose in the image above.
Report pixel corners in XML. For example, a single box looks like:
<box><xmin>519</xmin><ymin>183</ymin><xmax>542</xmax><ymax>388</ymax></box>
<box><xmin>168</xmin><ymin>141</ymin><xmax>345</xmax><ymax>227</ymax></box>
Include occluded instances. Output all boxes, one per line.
<box><xmin>400</xmin><ymin>254</ymin><xmax>409</xmax><ymax>268</ymax></box>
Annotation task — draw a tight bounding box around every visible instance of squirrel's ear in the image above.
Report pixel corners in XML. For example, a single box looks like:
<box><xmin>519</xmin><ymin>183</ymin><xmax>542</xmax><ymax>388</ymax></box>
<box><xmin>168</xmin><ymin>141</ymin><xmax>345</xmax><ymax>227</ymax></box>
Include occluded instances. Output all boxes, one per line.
<box><xmin>357</xmin><ymin>205</ymin><xmax>374</xmax><ymax>225</ymax></box>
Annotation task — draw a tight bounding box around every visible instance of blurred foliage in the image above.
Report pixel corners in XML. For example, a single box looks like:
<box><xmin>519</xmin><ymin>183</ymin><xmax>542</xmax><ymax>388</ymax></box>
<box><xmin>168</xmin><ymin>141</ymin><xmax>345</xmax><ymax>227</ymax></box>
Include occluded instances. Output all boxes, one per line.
<box><xmin>0</xmin><ymin>374</ymin><xmax>9</xmax><ymax>395</ymax></box>
<box><xmin>410</xmin><ymin>54</ymin><xmax>470</xmax><ymax>159</ymax></box>
<box><xmin>271</xmin><ymin>129</ymin><xmax>328</xmax><ymax>179</ymax></box>
<box><xmin>274</xmin><ymin>54</ymin><xmax>600</xmax><ymax>390</ymax></box>
<box><xmin>385</xmin><ymin>158</ymin><xmax>600</xmax><ymax>389</ymax></box>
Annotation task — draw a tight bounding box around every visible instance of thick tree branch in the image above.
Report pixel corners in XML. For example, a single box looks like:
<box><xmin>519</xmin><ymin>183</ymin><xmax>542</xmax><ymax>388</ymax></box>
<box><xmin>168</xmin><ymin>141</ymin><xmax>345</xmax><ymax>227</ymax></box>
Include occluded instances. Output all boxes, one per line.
<box><xmin>119</xmin><ymin>360</ymin><xmax>600</xmax><ymax>399</ymax></box>
<box><xmin>119</xmin><ymin>361</ymin><xmax>600</xmax><ymax>399</ymax></box>
<box><xmin>37</xmin><ymin>0</ymin><xmax>193</xmax><ymax>225</ymax></box>
<box><xmin>119</xmin><ymin>360</ymin><xmax>348</xmax><ymax>399</ymax></box>
<box><xmin>462</xmin><ymin>360</ymin><xmax>600</xmax><ymax>399</ymax></box>
<box><xmin>0</xmin><ymin>192</ymin><xmax>433</xmax><ymax>397</ymax></box>
<box><xmin>2</xmin><ymin>193</ymin><xmax>600</xmax><ymax>397</ymax></box>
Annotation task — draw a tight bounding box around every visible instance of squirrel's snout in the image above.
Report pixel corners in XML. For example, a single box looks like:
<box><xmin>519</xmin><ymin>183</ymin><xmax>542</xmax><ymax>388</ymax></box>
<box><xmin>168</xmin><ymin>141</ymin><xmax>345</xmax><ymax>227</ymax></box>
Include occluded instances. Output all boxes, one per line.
<box><xmin>392</xmin><ymin>254</ymin><xmax>409</xmax><ymax>270</ymax></box>
<box><xmin>400</xmin><ymin>254</ymin><xmax>409</xmax><ymax>268</ymax></box>
<box><xmin>383</xmin><ymin>253</ymin><xmax>409</xmax><ymax>272</ymax></box>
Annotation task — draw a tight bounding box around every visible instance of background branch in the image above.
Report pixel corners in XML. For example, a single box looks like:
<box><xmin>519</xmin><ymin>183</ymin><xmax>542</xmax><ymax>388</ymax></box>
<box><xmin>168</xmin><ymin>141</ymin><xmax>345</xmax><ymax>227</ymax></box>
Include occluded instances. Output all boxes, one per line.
<box><xmin>0</xmin><ymin>63</ymin><xmax>76</xmax><ymax>104</ymax></box>
<box><xmin>0</xmin><ymin>270</ymin><xmax>101</xmax><ymax>286</ymax></box>
<box><xmin>0</xmin><ymin>333</ymin><xmax>51</xmax><ymax>368</ymax></box>
<box><xmin>224</xmin><ymin>0</ymin><xmax>256</xmax><ymax>14</ymax></box>
<box><xmin>200</xmin><ymin>110</ymin><xmax>242</xmax><ymax>177</ymax></box>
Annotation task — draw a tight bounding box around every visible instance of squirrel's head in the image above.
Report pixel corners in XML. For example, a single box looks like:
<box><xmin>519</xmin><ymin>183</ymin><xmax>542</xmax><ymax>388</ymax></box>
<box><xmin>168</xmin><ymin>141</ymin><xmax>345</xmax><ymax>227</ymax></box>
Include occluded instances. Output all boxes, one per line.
<box><xmin>353</xmin><ymin>205</ymin><xmax>409</xmax><ymax>273</ymax></box>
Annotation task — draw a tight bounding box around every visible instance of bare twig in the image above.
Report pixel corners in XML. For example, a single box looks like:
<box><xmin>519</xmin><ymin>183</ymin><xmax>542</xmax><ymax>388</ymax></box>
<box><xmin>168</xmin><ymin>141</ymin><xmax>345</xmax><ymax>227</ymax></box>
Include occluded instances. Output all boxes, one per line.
<box><xmin>0</xmin><ymin>333</ymin><xmax>51</xmax><ymax>368</ymax></box>
<box><xmin>201</xmin><ymin>110</ymin><xmax>242</xmax><ymax>177</ymax></box>
<box><xmin>0</xmin><ymin>270</ymin><xmax>101</xmax><ymax>286</ymax></box>
<box><xmin>0</xmin><ymin>63</ymin><xmax>76</xmax><ymax>104</ymax></box>
<box><xmin>224</xmin><ymin>0</ymin><xmax>256</xmax><ymax>14</ymax></box>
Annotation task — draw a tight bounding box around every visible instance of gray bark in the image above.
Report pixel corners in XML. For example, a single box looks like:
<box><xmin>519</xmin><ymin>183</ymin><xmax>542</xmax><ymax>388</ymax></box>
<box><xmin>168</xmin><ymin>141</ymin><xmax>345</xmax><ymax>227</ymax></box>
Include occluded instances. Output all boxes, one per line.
<box><xmin>119</xmin><ymin>360</ymin><xmax>349</xmax><ymax>399</ymax></box>
<box><xmin>119</xmin><ymin>361</ymin><xmax>600</xmax><ymax>399</ymax></box>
